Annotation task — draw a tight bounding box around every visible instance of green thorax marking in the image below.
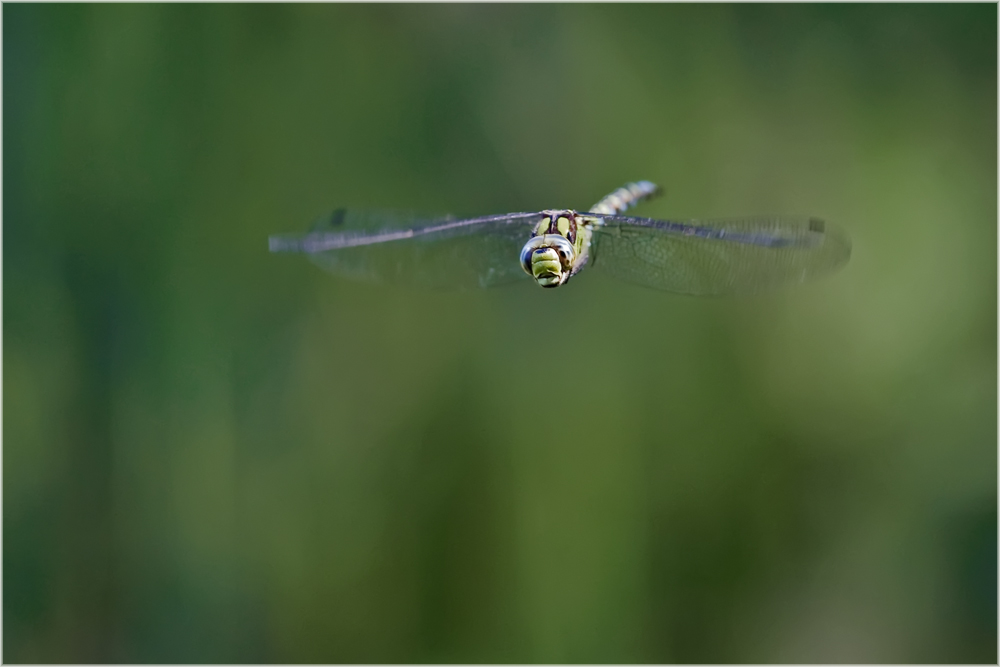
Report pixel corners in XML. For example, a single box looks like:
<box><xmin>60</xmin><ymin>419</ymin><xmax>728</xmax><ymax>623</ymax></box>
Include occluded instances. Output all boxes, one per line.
<box><xmin>532</xmin><ymin>209</ymin><xmax>591</xmax><ymax>261</ymax></box>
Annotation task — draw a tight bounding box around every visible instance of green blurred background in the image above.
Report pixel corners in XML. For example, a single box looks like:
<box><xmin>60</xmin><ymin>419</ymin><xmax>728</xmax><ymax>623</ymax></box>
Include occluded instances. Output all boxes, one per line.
<box><xmin>4</xmin><ymin>4</ymin><xmax>996</xmax><ymax>663</ymax></box>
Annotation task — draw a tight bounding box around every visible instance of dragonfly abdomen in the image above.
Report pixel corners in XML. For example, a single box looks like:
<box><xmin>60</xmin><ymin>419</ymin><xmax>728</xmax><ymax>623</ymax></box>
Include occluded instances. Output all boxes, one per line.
<box><xmin>590</xmin><ymin>181</ymin><xmax>662</xmax><ymax>216</ymax></box>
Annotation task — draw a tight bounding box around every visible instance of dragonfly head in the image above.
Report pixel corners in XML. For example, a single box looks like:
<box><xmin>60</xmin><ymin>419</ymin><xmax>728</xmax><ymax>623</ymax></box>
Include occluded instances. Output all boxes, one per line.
<box><xmin>520</xmin><ymin>235</ymin><xmax>576</xmax><ymax>288</ymax></box>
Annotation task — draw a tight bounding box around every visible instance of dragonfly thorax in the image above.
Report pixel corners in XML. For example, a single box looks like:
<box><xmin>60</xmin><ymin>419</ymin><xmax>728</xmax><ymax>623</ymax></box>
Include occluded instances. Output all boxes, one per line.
<box><xmin>535</xmin><ymin>210</ymin><xmax>580</xmax><ymax>242</ymax></box>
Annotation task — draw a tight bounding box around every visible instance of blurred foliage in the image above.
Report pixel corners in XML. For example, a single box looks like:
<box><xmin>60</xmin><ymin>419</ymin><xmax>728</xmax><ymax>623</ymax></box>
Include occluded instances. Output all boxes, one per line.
<box><xmin>3</xmin><ymin>4</ymin><xmax>996</xmax><ymax>663</ymax></box>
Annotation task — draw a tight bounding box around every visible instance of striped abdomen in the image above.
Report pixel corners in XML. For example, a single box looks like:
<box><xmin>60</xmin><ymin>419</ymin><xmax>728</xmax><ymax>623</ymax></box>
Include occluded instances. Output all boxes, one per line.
<box><xmin>590</xmin><ymin>181</ymin><xmax>662</xmax><ymax>216</ymax></box>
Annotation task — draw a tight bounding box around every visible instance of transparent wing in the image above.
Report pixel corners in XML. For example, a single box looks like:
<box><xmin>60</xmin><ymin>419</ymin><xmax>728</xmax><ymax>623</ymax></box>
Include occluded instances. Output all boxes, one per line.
<box><xmin>589</xmin><ymin>214</ymin><xmax>851</xmax><ymax>295</ymax></box>
<box><xmin>269</xmin><ymin>209</ymin><xmax>543</xmax><ymax>288</ymax></box>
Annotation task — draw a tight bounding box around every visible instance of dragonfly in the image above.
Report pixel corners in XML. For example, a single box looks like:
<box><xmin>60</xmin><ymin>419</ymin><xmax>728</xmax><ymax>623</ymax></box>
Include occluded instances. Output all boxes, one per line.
<box><xmin>268</xmin><ymin>181</ymin><xmax>851</xmax><ymax>294</ymax></box>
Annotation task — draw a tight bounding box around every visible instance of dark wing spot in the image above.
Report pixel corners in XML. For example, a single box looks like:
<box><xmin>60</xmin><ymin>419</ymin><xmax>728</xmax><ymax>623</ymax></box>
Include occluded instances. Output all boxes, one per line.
<box><xmin>808</xmin><ymin>217</ymin><xmax>825</xmax><ymax>233</ymax></box>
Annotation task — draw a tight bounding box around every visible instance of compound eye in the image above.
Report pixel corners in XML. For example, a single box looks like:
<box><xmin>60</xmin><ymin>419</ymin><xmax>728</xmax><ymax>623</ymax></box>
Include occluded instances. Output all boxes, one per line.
<box><xmin>554</xmin><ymin>241</ymin><xmax>575</xmax><ymax>265</ymax></box>
<box><xmin>520</xmin><ymin>245</ymin><xmax>535</xmax><ymax>275</ymax></box>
